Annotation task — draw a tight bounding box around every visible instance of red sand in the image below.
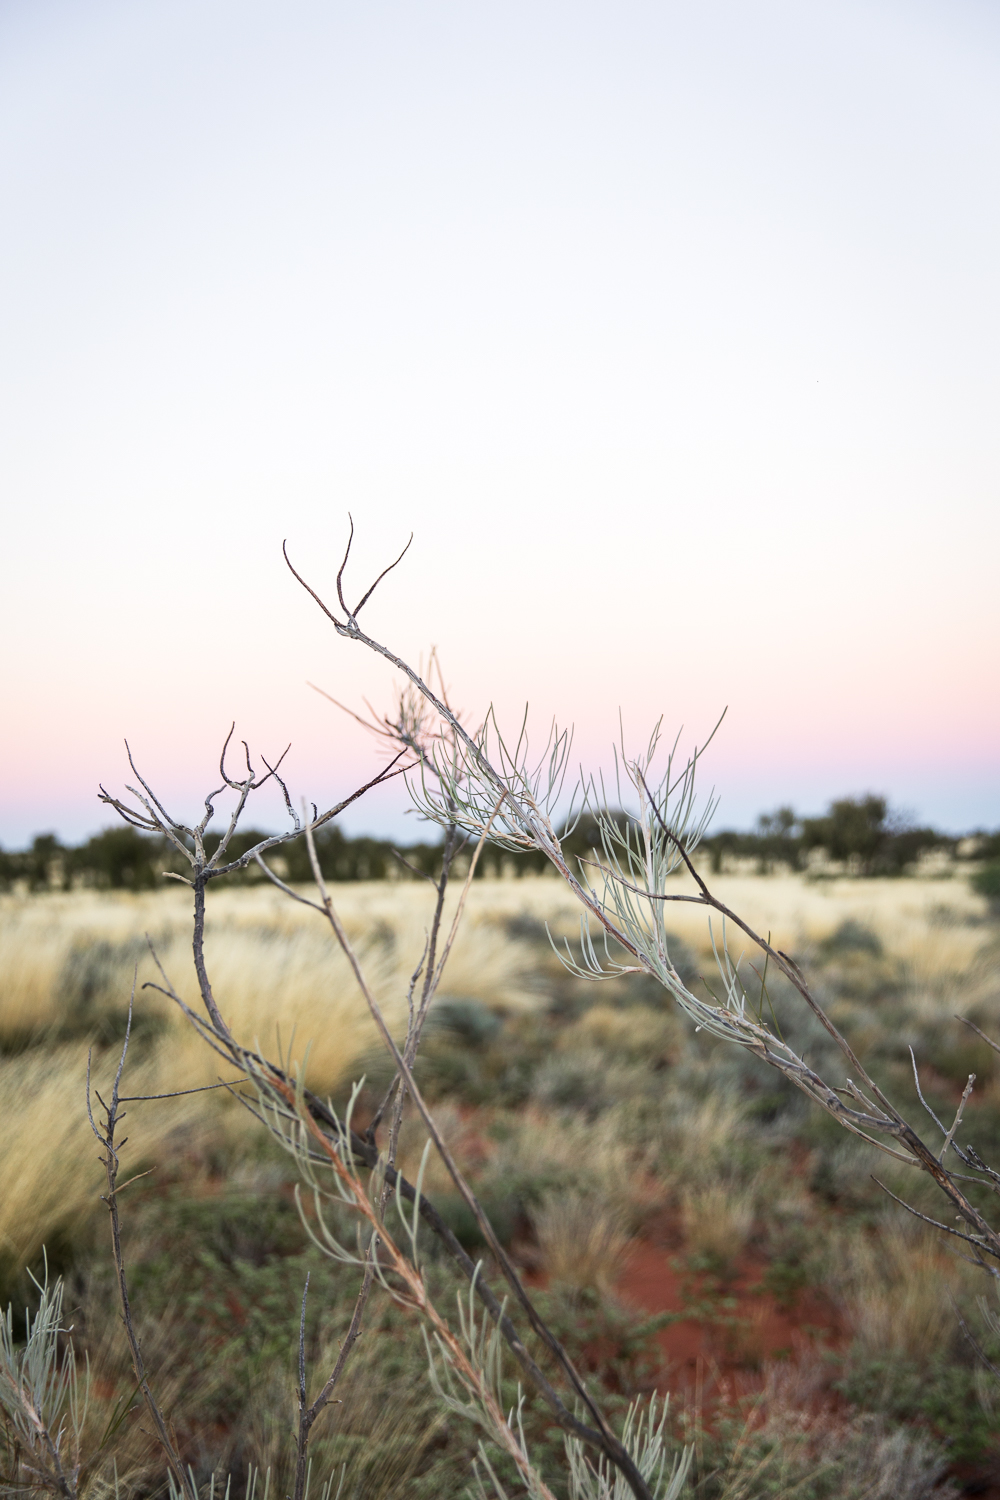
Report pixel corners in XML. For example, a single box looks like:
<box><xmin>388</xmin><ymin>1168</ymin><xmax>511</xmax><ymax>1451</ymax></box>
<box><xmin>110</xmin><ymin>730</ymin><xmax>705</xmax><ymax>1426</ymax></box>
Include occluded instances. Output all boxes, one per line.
<box><xmin>613</xmin><ymin>1225</ymin><xmax>1000</xmax><ymax>1497</ymax></box>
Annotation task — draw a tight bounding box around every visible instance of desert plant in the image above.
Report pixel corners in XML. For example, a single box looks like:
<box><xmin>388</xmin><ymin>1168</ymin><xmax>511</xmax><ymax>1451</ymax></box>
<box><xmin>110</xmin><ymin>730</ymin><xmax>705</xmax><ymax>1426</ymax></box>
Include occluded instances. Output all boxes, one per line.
<box><xmin>70</xmin><ymin>524</ymin><xmax>999</xmax><ymax>1496</ymax></box>
<box><xmin>0</xmin><ymin>1263</ymin><xmax>90</xmax><ymax>1499</ymax></box>
<box><xmin>529</xmin><ymin>1192</ymin><xmax>631</xmax><ymax>1293</ymax></box>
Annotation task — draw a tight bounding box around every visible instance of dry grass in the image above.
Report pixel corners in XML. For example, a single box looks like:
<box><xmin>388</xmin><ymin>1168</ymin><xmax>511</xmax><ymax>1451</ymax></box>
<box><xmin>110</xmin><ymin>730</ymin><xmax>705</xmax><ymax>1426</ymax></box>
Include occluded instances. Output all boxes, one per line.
<box><xmin>702</xmin><ymin>1355</ymin><xmax>959</xmax><ymax>1499</ymax></box>
<box><xmin>0</xmin><ymin>871</ymin><xmax>993</xmax><ymax>1326</ymax></box>
<box><xmin>0</xmin><ymin>1043</ymin><xmax>210</xmax><ymax>1270</ymax></box>
<box><xmin>663</xmin><ymin>867</ymin><xmax>989</xmax><ymax>981</ymax></box>
<box><xmin>0</xmin><ymin>870</ymin><xmax>992</xmax><ymax>1494</ymax></box>
<box><xmin>681</xmin><ymin>1180</ymin><xmax>756</xmax><ymax>1271</ymax></box>
<box><xmin>0</xmin><ymin>882</ymin><xmax>544</xmax><ymax>1080</ymax></box>
<box><xmin>558</xmin><ymin>1002</ymin><xmax>683</xmax><ymax>1063</ymax></box>
<box><xmin>530</xmin><ymin>1190</ymin><xmax>632</xmax><ymax>1291</ymax></box>
<box><xmin>832</xmin><ymin>1221</ymin><xmax>973</xmax><ymax>1363</ymax></box>
<box><xmin>3</xmin><ymin>870</ymin><xmax>987</xmax><ymax>1047</ymax></box>
<box><xmin>0</xmin><ymin>881</ymin><xmax>543</xmax><ymax>1270</ymax></box>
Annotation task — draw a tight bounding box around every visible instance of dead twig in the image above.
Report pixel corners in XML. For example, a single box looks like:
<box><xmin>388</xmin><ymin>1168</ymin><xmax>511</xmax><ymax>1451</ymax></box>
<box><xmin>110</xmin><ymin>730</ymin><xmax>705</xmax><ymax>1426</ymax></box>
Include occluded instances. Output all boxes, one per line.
<box><xmin>85</xmin><ymin>977</ymin><xmax>195</xmax><ymax>1500</ymax></box>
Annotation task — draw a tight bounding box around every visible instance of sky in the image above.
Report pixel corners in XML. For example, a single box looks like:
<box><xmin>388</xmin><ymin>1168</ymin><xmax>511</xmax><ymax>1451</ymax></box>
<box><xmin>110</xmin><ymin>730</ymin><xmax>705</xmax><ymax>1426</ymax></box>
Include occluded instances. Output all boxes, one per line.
<box><xmin>1</xmin><ymin>0</ymin><xmax>997</xmax><ymax>846</ymax></box>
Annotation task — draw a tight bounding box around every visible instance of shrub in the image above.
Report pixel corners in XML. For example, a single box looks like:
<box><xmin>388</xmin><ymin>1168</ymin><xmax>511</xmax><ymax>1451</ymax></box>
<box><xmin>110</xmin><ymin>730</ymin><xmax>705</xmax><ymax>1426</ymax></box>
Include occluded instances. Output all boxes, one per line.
<box><xmin>971</xmin><ymin>859</ymin><xmax>1000</xmax><ymax>913</ymax></box>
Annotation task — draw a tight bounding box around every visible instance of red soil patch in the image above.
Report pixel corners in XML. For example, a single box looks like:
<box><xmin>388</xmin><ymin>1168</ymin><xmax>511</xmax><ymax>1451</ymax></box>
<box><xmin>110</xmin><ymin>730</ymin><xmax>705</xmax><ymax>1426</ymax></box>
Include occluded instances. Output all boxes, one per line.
<box><xmin>614</xmin><ymin>1229</ymin><xmax>1000</xmax><ymax>1497</ymax></box>
<box><xmin>616</xmin><ymin>1234</ymin><xmax>843</xmax><ymax>1401</ymax></box>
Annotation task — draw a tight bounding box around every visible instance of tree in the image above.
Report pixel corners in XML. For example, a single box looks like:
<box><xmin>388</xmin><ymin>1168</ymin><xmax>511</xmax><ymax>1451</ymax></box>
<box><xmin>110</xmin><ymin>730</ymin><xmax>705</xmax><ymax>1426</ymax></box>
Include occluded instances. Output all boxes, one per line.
<box><xmin>68</xmin><ymin>827</ymin><xmax>163</xmax><ymax>890</ymax></box>
<box><xmin>802</xmin><ymin>794</ymin><xmax>888</xmax><ymax>871</ymax></box>
<box><xmin>24</xmin><ymin>834</ymin><xmax>67</xmax><ymax>892</ymax></box>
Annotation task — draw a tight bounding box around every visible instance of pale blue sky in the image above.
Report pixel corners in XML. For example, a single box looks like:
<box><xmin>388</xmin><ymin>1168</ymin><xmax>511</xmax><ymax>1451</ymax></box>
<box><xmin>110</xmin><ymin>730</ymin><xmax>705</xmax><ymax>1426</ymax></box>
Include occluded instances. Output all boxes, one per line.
<box><xmin>1</xmin><ymin>0</ymin><xmax>998</xmax><ymax>843</ymax></box>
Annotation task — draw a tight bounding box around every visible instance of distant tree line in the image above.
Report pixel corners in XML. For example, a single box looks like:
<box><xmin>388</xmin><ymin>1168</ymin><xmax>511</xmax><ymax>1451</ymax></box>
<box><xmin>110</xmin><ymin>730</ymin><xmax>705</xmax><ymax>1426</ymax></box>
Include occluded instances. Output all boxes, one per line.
<box><xmin>699</xmin><ymin>795</ymin><xmax>995</xmax><ymax>877</ymax></box>
<box><xmin>2</xmin><ymin>794</ymin><xmax>999</xmax><ymax>893</ymax></box>
<box><xmin>0</xmin><ymin>824</ymin><xmax>447</xmax><ymax>893</ymax></box>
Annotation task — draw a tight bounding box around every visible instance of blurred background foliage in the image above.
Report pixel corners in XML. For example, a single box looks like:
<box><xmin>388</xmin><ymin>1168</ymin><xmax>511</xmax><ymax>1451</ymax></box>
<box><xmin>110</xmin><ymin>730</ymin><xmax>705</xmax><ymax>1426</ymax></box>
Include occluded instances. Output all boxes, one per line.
<box><xmin>3</xmin><ymin>861</ymin><xmax>1000</xmax><ymax>1496</ymax></box>
<box><xmin>1</xmin><ymin>794</ymin><xmax>997</xmax><ymax>893</ymax></box>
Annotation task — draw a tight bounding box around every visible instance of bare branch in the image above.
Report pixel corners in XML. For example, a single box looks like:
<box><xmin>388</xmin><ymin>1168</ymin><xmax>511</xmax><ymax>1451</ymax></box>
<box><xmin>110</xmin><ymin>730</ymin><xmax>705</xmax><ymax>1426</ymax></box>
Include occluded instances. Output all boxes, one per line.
<box><xmin>284</xmin><ymin>538</ymin><xmax>344</xmax><ymax>627</ymax></box>
<box><xmin>335</xmin><ymin>514</ymin><xmax>354</xmax><ymax>617</ymax></box>
<box><xmin>958</xmin><ymin>1015</ymin><xmax>1000</xmax><ymax>1059</ymax></box>
<box><xmin>941</xmin><ymin>1074</ymin><xmax>976</xmax><ymax>1162</ymax></box>
<box><xmin>390</xmin><ymin>847</ymin><xmax>438</xmax><ymax>886</ymax></box>
<box><xmin>907</xmin><ymin>1047</ymin><xmax>949</xmax><ymax>1136</ymax></box>
<box><xmin>118</xmin><ymin>1081</ymin><xmax>246</xmax><ymax>1102</ymax></box>
<box><xmin>219</xmin><ymin>723</ymin><xmax>239</xmax><ymax>789</ymax></box>
<box><xmin>352</xmin><ymin>533</ymin><xmax>413</xmax><ymax>618</ymax></box>
<box><xmin>89</xmin><ymin>982</ymin><xmax>196</xmax><ymax>1499</ymax></box>
<box><xmin>872</xmin><ymin>1178</ymin><xmax>999</xmax><ymax>1261</ymax></box>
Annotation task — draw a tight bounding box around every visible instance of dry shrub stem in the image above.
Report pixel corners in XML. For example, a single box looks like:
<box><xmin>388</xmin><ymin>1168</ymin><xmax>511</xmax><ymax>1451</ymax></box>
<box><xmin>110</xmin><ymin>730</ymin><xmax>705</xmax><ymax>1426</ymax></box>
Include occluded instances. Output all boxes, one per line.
<box><xmin>85</xmin><ymin>978</ymin><xmax>196</xmax><ymax>1500</ymax></box>
<box><xmin>292</xmin><ymin>1258</ymin><xmax>372</xmax><ymax>1500</ymax></box>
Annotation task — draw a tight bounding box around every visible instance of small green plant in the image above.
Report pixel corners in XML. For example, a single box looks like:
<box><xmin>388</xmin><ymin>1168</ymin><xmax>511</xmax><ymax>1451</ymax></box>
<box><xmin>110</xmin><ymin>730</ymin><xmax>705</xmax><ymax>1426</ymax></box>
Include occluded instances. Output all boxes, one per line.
<box><xmin>0</xmin><ymin>1262</ymin><xmax>90</xmax><ymax>1499</ymax></box>
<box><xmin>971</xmin><ymin>859</ymin><xmax>1000</xmax><ymax>914</ymax></box>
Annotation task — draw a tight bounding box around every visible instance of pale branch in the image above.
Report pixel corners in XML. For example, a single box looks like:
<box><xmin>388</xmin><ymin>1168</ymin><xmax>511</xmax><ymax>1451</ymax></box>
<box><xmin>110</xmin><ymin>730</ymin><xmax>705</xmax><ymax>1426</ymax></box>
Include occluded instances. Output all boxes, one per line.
<box><xmin>909</xmin><ymin>1046</ymin><xmax>949</xmax><ymax>1138</ymax></box>
<box><xmin>100</xmin><ymin>735</ymin><xmax>411</xmax><ymax>884</ymax></box>
<box><xmin>959</xmin><ymin>1015</ymin><xmax>1000</xmax><ymax>1059</ymax></box>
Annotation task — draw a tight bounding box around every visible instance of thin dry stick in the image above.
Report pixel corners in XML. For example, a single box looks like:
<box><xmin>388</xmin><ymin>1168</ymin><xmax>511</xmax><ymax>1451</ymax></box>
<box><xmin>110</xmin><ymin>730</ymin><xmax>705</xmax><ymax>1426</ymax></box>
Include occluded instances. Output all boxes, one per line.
<box><xmin>379</xmin><ymin>821</ymin><xmax>463</xmax><ymax>1157</ymax></box>
<box><xmin>85</xmin><ymin>984</ymin><xmax>195</xmax><ymax>1500</ymax></box>
<box><xmin>291</xmin><ymin>1258</ymin><xmax>373</xmax><ymax>1500</ymax></box>
<box><xmin>959</xmin><ymin>1015</ymin><xmax>1000</xmax><ymax>1059</ymax></box>
<box><xmin>377</xmin><ymin>802</ymin><xmax>498</xmax><ymax>1172</ymax></box>
<box><xmin>871</xmin><ymin>1179</ymin><xmax>1000</xmax><ymax>1276</ymax></box>
<box><xmin>942</xmin><ymin>1076</ymin><xmax>976</xmax><ymax>1161</ymax></box>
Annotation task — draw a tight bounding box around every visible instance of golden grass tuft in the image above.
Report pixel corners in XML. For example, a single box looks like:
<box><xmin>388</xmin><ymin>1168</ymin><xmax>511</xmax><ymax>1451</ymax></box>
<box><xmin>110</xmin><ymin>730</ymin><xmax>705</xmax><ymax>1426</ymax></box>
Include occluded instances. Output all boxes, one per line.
<box><xmin>0</xmin><ymin>1043</ymin><xmax>213</xmax><ymax>1271</ymax></box>
<box><xmin>660</xmin><ymin>867</ymin><xmax>989</xmax><ymax>978</ymax></box>
<box><xmin>530</xmin><ymin>1190</ymin><xmax>631</xmax><ymax>1292</ymax></box>
<box><xmin>559</xmin><ymin>1002</ymin><xmax>682</xmax><ymax>1062</ymax></box>
<box><xmin>681</xmin><ymin>1179</ymin><xmax>756</xmax><ymax>1270</ymax></box>
<box><xmin>819</xmin><ymin>1214</ymin><xmax>980</xmax><ymax>1369</ymax></box>
<box><xmin>843</xmin><ymin>1224</ymin><xmax>968</xmax><ymax>1362</ymax></box>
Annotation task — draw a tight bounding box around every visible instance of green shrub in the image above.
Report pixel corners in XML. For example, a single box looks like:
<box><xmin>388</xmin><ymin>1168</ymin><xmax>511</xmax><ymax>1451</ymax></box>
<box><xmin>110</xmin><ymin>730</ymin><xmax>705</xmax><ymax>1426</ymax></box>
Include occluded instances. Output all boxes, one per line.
<box><xmin>971</xmin><ymin>859</ymin><xmax>1000</xmax><ymax>911</ymax></box>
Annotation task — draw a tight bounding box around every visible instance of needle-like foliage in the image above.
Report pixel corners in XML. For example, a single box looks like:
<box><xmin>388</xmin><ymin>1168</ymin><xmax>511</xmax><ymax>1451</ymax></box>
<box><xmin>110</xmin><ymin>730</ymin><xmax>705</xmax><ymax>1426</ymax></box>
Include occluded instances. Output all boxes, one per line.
<box><xmin>0</xmin><ymin>1264</ymin><xmax>89</xmax><ymax>1500</ymax></box>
